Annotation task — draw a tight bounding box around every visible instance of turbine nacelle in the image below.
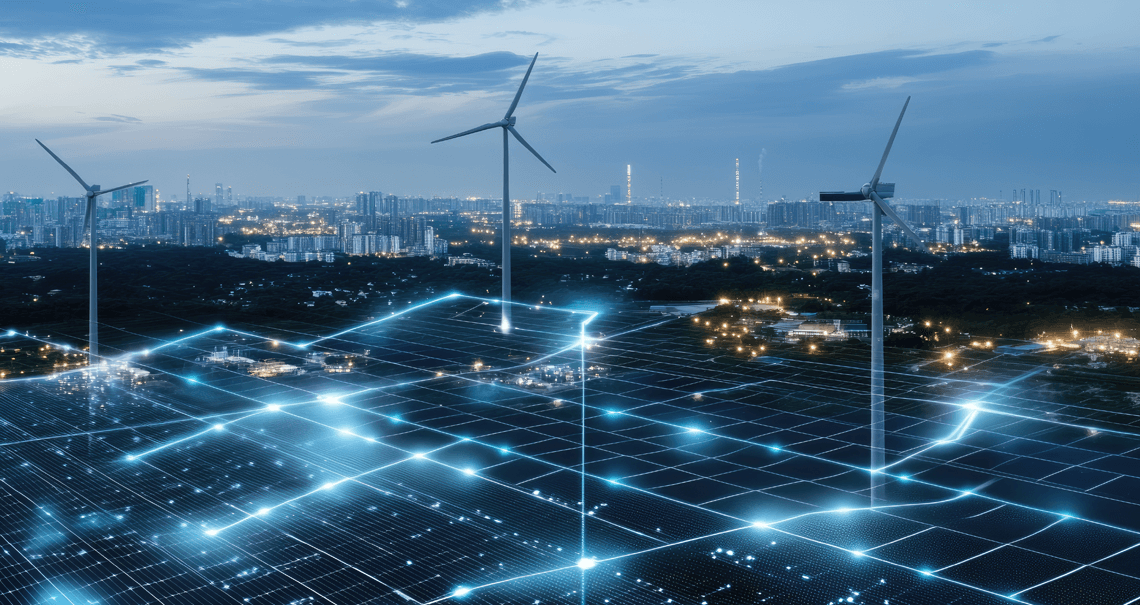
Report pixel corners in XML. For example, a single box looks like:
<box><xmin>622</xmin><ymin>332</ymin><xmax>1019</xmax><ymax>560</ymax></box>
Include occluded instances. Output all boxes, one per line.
<box><xmin>860</xmin><ymin>183</ymin><xmax>872</xmax><ymax>198</ymax></box>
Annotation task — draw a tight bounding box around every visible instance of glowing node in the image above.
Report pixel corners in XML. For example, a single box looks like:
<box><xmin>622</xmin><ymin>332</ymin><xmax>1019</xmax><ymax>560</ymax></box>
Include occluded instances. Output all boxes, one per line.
<box><xmin>322</xmin><ymin>482</ymin><xmax>337</xmax><ymax>490</ymax></box>
<box><xmin>266</xmin><ymin>404</ymin><xmax>281</xmax><ymax>412</ymax></box>
<box><xmin>125</xmin><ymin>455</ymin><xmax>135</xmax><ymax>461</ymax></box>
<box><xmin>853</xmin><ymin>551</ymin><xmax>864</xmax><ymax>557</ymax></box>
<box><xmin>205</xmin><ymin>529</ymin><xmax>219</xmax><ymax>537</ymax></box>
<box><xmin>920</xmin><ymin>570</ymin><xmax>932</xmax><ymax>576</ymax></box>
<box><xmin>499</xmin><ymin>447</ymin><xmax>509</xmax><ymax>453</ymax></box>
<box><xmin>835</xmin><ymin>508</ymin><xmax>850</xmax><ymax>513</ymax></box>
<box><xmin>257</xmin><ymin>508</ymin><xmax>270</xmax><ymax>516</ymax></box>
<box><xmin>899</xmin><ymin>475</ymin><xmax>910</xmax><ymax>482</ymax></box>
<box><xmin>577</xmin><ymin>557</ymin><xmax>597</xmax><ymax>570</ymax></box>
<box><xmin>6</xmin><ymin>330</ymin><xmax>14</xmax><ymax>336</ymax></box>
<box><xmin>413</xmin><ymin>453</ymin><xmax>426</xmax><ymax>459</ymax></box>
<box><xmin>688</xmin><ymin>427</ymin><xmax>702</xmax><ymax>434</ymax></box>
<box><xmin>963</xmin><ymin>401</ymin><xmax>979</xmax><ymax>410</ymax></box>
<box><xmin>463</xmin><ymin>468</ymin><xmax>475</xmax><ymax>476</ymax></box>
<box><xmin>453</xmin><ymin>587</ymin><xmax>471</xmax><ymax>598</ymax></box>
<box><xmin>213</xmin><ymin>424</ymin><xmax>224</xmax><ymax>431</ymax></box>
<box><xmin>752</xmin><ymin>521</ymin><xmax>768</xmax><ymax>529</ymax></box>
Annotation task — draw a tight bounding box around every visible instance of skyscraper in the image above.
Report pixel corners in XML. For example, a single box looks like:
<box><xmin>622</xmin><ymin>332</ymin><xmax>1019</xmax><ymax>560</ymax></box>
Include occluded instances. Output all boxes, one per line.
<box><xmin>627</xmin><ymin>164</ymin><xmax>632</xmax><ymax>204</ymax></box>
<box><xmin>735</xmin><ymin>158</ymin><xmax>740</xmax><ymax>204</ymax></box>
<box><xmin>215</xmin><ymin>183</ymin><xmax>223</xmax><ymax>208</ymax></box>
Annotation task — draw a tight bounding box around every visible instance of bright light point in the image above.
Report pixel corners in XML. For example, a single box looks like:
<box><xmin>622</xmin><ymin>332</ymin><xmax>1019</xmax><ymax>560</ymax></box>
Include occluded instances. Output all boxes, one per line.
<box><xmin>752</xmin><ymin>521</ymin><xmax>768</xmax><ymax>529</ymax></box>
<box><xmin>899</xmin><ymin>475</ymin><xmax>910</xmax><ymax>482</ymax></box>
<box><xmin>963</xmin><ymin>401</ymin><xmax>979</xmax><ymax>410</ymax></box>
<box><xmin>322</xmin><ymin>396</ymin><xmax>341</xmax><ymax>405</ymax></box>
<box><xmin>961</xmin><ymin>490</ymin><xmax>973</xmax><ymax>496</ymax></box>
<box><xmin>338</xmin><ymin>428</ymin><xmax>352</xmax><ymax>436</ymax></box>
<box><xmin>322</xmin><ymin>482</ymin><xmax>336</xmax><ymax>490</ymax></box>
<box><xmin>125</xmin><ymin>455</ymin><xmax>135</xmax><ymax>461</ymax></box>
<box><xmin>266</xmin><ymin>404</ymin><xmax>280</xmax><ymax>412</ymax></box>
<box><xmin>921</xmin><ymin>570</ymin><xmax>932</xmax><ymax>576</ymax></box>
<box><xmin>205</xmin><ymin>529</ymin><xmax>218</xmax><ymax>537</ymax></box>
<box><xmin>214</xmin><ymin>326</ymin><xmax>223</xmax><ymax>332</ymax></box>
<box><xmin>577</xmin><ymin>557</ymin><xmax>597</xmax><ymax>570</ymax></box>
<box><xmin>258</xmin><ymin>508</ymin><xmax>270</xmax><ymax>516</ymax></box>
<box><xmin>463</xmin><ymin>468</ymin><xmax>475</xmax><ymax>475</ymax></box>
<box><xmin>413</xmin><ymin>453</ymin><xmax>425</xmax><ymax>459</ymax></box>
<box><xmin>688</xmin><ymin>427</ymin><xmax>702</xmax><ymax>434</ymax></box>
<box><xmin>213</xmin><ymin>424</ymin><xmax>224</xmax><ymax>431</ymax></box>
<box><xmin>500</xmin><ymin>448</ymin><xmax>509</xmax><ymax>453</ymax></box>
<box><xmin>453</xmin><ymin>587</ymin><xmax>471</xmax><ymax>598</ymax></box>
<box><xmin>853</xmin><ymin>551</ymin><xmax>864</xmax><ymax>557</ymax></box>
<box><xmin>6</xmin><ymin>330</ymin><xmax>14</xmax><ymax>336</ymax></box>
<box><xmin>836</xmin><ymin>508</ymin><xmax>849</xmax><ymax>513</ymax></box>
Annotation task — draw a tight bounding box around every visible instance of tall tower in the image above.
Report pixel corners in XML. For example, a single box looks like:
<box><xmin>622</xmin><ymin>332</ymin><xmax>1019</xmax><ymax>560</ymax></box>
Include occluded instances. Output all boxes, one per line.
<box><xmin>186</xmin><ymin>175</ymin><xmax>191</xmax><ymax>209</ymax></box>
<box><xmin>215</xmin><ymin>183</ymin><xmax>223</xmax><ymax>208</ymax></box>
<box><xmin>626</xmin><ymin>164</ymin><xmax>631</xmax><ymax>204</ymax></box>
<box><xmin>735</xmin><ymin>158</ymin><xmax>740</xmax><ymax>204</ymax></box>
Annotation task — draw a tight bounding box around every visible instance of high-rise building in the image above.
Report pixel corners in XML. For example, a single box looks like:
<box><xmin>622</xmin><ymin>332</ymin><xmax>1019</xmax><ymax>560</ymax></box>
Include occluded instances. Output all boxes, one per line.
<box><xmin>227</xmin><ymin>186</ymin><xmax>233</xmax><ymax>206</ymax></box>
<box><xmin>215</xmin><ymin>183</ymin><xmax>223</xmax><ymax>208</ymax></box>
<box><xmin>627</xmin><ymin>164</ymin><xmax>632</xmax><ymax>204</ymax></box>
<box><xmin>297</xmin><ymin>195</ymin><xmax>306</xmax><ymax>205</ymax></box>
<box><xmin>735</xmin><ymin>158</ymin><xmax>740</xmax><ymax>204</ymax></box>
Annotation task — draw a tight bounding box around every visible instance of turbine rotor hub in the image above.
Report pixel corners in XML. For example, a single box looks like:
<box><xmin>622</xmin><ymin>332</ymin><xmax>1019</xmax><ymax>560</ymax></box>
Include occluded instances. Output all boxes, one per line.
<box><xmin>860</xmin><ymin>183</ymin><xmax>872</xmax><ymax>198</ymax></box>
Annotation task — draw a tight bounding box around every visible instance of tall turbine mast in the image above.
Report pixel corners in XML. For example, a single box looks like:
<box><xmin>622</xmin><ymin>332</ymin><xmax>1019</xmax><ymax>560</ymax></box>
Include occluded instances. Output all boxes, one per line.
<box><xmin>37</xmin><ymin>139</ymin><xmax>147</xmax><ymax>360</ymax></box>
<box><xmin>431</xmin><ymin>53</ymin><xmax>555</xmax><ymax>332</ymax></box>
<box><xmin>819</xmin><ymin>97</ymin><xmax>929</xmax><ymax>505</ymax></box>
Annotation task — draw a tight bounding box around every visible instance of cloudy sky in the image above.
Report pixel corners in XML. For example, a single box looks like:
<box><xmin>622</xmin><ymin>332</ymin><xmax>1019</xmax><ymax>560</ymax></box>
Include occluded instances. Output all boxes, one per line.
<box><xmin>2</xmin><ymin>0</ymin><xmax>1137</xmax><ymax>202</ymax></box>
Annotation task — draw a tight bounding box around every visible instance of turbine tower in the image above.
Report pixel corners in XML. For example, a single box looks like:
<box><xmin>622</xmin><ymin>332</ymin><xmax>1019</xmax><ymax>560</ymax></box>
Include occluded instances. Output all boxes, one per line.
<box><xmin>431</xmin><ymin>52</ymin><xmax>555</xmax><ymax>332</ymax></box>
<box><xmin>819</xmin><ymin>97</ymin><xmax>928</xmax><ymax>504</ymax></box>
<box><xmin>37</xmin><ymin>139</ymin><xmax>147</xmax><ymax>359</ymax></box>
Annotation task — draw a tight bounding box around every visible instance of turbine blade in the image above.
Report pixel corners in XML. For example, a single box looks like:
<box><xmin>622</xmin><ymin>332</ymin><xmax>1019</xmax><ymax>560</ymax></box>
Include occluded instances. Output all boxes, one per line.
<box><xmin>870</xmin><ymin>96</ymin><xmax>910</xmax><ymax>189</ymax></box>
<box><xmin>36</xmin><ymin>139</ymin><xmax>91</xmax><ymax>191</ymax></box>
<box><xmin>870</xmin><ymin>191</ymin><xmax>930</xmax><ymax>253</ymax></box>
<box><xmin>431</xmin><ymin>122</ymin><xmax>501</xmax><ymax>144</ymax></box>
<box><xmin>508</xmin><ymin>126</ymin><xmax>556</xmax><ymax>173</ymax></box>
<box><xmin>503</xmin><ymin>53</ymin><xmax>538</xmax><ymax>120</ymax></box>
<box><xmin>93</xmin><ymin>180</ymin><xmax>148</xmax><ymax>197</ymax></box>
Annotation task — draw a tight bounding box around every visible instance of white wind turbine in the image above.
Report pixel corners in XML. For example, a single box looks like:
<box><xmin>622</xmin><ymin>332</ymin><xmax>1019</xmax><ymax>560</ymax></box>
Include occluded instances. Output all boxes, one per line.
<box><xmin>819</xmin><ymin>97</ymin><xmax>929</xmax><ymax>503</ymax></box>
<box><xmin>431</xmin><ymin>52</ymin><xmax>556</xmax><ymax>332</ymax></box>
<box><xmin>37</xmin><ymin>139</ymin><xmax>147</xmax><ymax>359</ymax></box>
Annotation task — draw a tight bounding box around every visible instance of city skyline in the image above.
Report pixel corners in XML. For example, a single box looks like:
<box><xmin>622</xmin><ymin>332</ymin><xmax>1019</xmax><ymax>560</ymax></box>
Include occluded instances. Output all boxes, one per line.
<box><xmin>0</xmin><ymin>2</ymin><xmax>1137</xmax><ymax>200</ymax></box>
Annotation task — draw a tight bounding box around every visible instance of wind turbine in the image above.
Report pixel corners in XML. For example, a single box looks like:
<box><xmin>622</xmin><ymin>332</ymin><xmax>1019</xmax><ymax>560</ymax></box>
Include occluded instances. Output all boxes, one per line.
<box><xmin>819</xmin><ymin>97</ymin><xmax>929</xmax><ymax>504</ymax></box>
<box><xmin>37</xmin><ymin>139</ymin><xmax>147</xmax><ymax>360</ymax></box>
<box><xmin>431</xmin><ymin>52</ymin><xmax>556</xmax><ymax>332</ymax></box>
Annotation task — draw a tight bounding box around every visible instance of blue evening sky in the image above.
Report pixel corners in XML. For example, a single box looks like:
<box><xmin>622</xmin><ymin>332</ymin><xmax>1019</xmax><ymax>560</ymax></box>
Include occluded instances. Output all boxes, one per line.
<box><xmin>1</xmin><ymin>1</ymin><xmax>1136</xmax><ymax>202</ymax></box>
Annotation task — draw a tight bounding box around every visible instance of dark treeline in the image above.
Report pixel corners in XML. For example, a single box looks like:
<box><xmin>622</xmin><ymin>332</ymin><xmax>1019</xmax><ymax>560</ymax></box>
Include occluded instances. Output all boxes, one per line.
<box><xmin>3</xmin><ymin>247</ymin><xmax>1140</xmax><ymax>343</ymax></box>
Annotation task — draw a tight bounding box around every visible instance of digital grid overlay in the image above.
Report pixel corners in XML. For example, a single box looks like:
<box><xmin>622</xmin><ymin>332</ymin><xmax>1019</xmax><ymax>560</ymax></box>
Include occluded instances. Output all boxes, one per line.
<box><xmin>3</xmin><ymin>294</ymin><xmax>1140</xmax><ymax>604</ymax></box>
